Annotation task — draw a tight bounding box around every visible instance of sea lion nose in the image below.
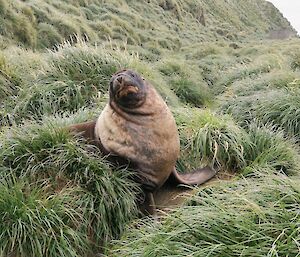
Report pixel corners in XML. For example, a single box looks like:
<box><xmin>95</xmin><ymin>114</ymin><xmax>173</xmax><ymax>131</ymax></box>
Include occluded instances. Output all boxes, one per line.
<box><xmin>115</xmin><ymin>74</ymin><xmax>134</xmax><ymax>87</ymax></box>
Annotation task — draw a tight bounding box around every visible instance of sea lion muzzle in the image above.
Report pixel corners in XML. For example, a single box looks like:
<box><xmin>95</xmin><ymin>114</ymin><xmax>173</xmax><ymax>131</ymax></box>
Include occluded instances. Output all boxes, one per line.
<box><xmin>109</xmin><ymin>69</ymin><xmax>147</xmax><ymax>108</ymax></box>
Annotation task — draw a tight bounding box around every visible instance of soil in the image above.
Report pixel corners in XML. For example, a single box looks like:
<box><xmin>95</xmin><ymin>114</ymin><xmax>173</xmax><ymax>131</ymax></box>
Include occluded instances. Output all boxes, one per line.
<box><xmin>154</xmin><ymin>170</ymin><xmax>235</xmax><ymax>213</ymax></box>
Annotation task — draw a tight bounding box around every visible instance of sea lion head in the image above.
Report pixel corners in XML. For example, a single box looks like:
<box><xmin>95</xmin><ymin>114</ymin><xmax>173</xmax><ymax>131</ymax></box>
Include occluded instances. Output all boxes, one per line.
<box><xmin>109</xmin><ymin>69</ymin><xmax>147</xmax><ymax>109</ymax></box>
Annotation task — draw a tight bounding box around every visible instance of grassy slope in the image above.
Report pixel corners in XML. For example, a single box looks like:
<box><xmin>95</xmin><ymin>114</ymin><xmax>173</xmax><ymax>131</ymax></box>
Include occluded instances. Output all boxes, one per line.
<box><xmin>0</xmin><ymin>0</ymin><xmax>295</xmax><ymax>49</ymax></box>
<box><xmin>0</xmin><ymin>0</ymin><xmax>300</xmax><ymax>256</ymax></box>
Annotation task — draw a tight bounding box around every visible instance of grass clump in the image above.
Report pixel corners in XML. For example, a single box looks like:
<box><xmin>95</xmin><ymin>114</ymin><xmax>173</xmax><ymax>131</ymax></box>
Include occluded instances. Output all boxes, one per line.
<box><xmin>215</xmin><ymin>54</ymin><xmax>281</xmax><ymax>94</ymax></box>
<box><xmin>291</xmin><ymin>51</ymin><xmax>300</xmax><ymax>71</ymax></box>
<box><xmin>0</xmin><ymin>53</ymin><xmax>21</xmax><ymax>99</ymax></box>
<box><xmin>37</xmin><ymin>23</ymin><xmax>63</xmax><ymax>49</ymax></box>
<box><xmin>13</xmin><ymin>42</ymin><xmax>124</xmax><ymax>120</ymax></box>
<box><xmin>175</xmin><ymin>108</ymin><xmax>300</xmax><ymax>175</ymax></box>
<box><xmin>230</xmin><ymin>70</ymin><xmax>298</xmax><ymax>97</ymax></box>
<box><xmin>159</xmin><ymin>60</ymin><xmax>212</xmax><ymax>107</ymax></box>
<box><xmin>219</xmin><ymin>90</ymin><xmax>284</xmax><ymax>127</ymax></box>
<box><xmin>185</xmin><ymin>43</ymin><xmax>221</xmax><ymax>60</ymax></box>
<box><xmin>219</xmin><ymin>94</ymin><xmax>260</xmax><ymax>127</ymax></box>
<box><xmin>1</xmin><ymin>42</ymin><xmax>180</xmax><ymax>123</ymax></box>
<box><xmin>12</xmin><ymin>14</ymin><xmax>37</xmax><ymax>48</ymax></box>
<box><xmin>255</xmin><ymin>89</ymin><xmax>300</xmax><ymax>141</ymax></box>
<box><xmin>174</xmin><ymin>108</ymin><xmax>247</xmax><ymax>171</ymax></box>
<box><xmin>170</xmin><ymin>77</ymin><xmax>211</xmax><ymax>107</ymax></box>
<box><xmin>110</xmin><ymin>171</ymin><xmax>300</xmax><ymax>256</ymax></box>
<box><xmin>0</xmin><ymin>114</ymin><xmax>138</xmax><ymax>253</ymax></box>
<box><xmin>243</xmin><ymin>123</ymin><xmax>300</xmax><ymax>175</ymax></box>
<box><xmin>0</xmin><ymin>177</ymin><xmax>89</xmax><ymax>257</ymax></box>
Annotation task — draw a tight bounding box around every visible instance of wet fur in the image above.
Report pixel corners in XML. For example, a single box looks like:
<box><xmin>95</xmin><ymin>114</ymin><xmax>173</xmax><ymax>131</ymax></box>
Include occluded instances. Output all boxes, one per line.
<box><xmin>67</xmin><ymin>70</ymin><xmax>216</xmax><ymax>215</ymax></box>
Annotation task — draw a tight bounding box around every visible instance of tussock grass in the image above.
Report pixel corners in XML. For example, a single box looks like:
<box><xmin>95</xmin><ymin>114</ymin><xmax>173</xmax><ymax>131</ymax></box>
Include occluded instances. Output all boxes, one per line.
<box><xmin>0</xmin><ymin>114</ymin><xmax>138</xmax><ymax>254</ymax></box>
<box><xmin>174</xmin><ymin>108</ymin><xmax>300</xmax><ymax>174</ymax></box>
<box><xmin>159</xmin><ymin>59</ymin><xmax>212</xmax><ymax>107</ymax></box>
<box><xmin>219</xmin><ymin>90</ymin><xmax>284</xmax><ymax>127</ymax></box>
<box><xmin>215</xmin><ymin>54</ymin><xmax>282</xmax><ymax>94</ymax></box>
<box><xmin>291</xmin><ymin>51</ymin><xmax>300</xmax><ymax>71</ymax></box>
<box><xmin>0</xmin><ymin>52</ymin><xmax>20</xmax><ymax>99</ymax></box>
<box><xmin>0</xmin><ymin>177</ymin><xmax>89</xmax><ymax>257</ymax></box>
<box><xmin>2</xmin><ymin>47</ymin><xmax>46</xmax><ymax>81</ymax></box>
<box><xmin>5</xmin><ymin>41</ymin><xmax>180</xmax><ymax>122</ymax></box>
<box><xmin>219</xmin><ymin>94</ymin><xmax>260</xmax><ymax>127</ymax></box>
<box><xmin>221</xmin><ymin>88</ymin><xmax>300</xmax><ymax>144</ymax></box>
<box><xmin>255</xmin><ymin>89</ymin><xmax>300</xmax><ymax>140</ymax></box>
<box><xmin>185</xmin><ymin>43</ymin><xmax>221</xmax><ymax>60</ymax></box>
<box><xmin>230</xmin><ymin>70</ymin><xmax>298</xmax><ymax>97</ymax></box>
<box><xmin>174</xmin><ymin>108</ymin><xmax>247</xmax><ymax>171</ymax></box>
<box><xmin>1</xmin><ymin>0</ymin><xmax>300</xmax><ymax>255</ymax></box>
<box><xmin>188</xmin><ymin>112</ymin><xmax>246</xmax><ymax>170</ymax></box>
<box><xmin>243</xmin><ymin>123</ymin><xmax>300</xmax><ymax>175</ymax></box>
<box><xmin>14</xmin><ymin>43</ymin><xmax>122</xmax><ymax>119</ymax></box>
<box><xmin>0</xmin><ymin>47</ymin><xmax>48</xmax><ymax>126</ymax></box>
<box><xmin>170</xmin><ymin>77</ymin><xmax>211</xmax><ymax>106</ymax></box>
<box><xmin>110</xmin><ymin>171</ymin><xmax>300</xmax><ymax>257</ymax></box>
<box><xmin>37</xmin><ymin>23</ymin><xmax>63</xmax><ymax>49</ymax></box>
<box><xmin>0</xmin><ymin>76</ymin><xmax>14</xmax><ymax>100</ymax></box>
<box><xmin>0</xmin><ymin>0</ymin><xmax>294</xmax><ymax>49</ymax></box>
<box><xmin>8</xmin><ymin>42</ymin><xmax>145</xmax><ymax>121</ymax></box>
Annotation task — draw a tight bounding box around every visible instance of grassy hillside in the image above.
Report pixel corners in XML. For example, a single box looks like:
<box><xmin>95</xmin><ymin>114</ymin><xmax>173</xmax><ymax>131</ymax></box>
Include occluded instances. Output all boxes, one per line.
<box><xmin>0</xmin><ymin>0</ymin><xmax>296</xmax><ymax>50</ymax></box>
<box><xmin>0</xmin><ymin>0</ymin><xmax>300</xmax><ymax>256</ymax></box>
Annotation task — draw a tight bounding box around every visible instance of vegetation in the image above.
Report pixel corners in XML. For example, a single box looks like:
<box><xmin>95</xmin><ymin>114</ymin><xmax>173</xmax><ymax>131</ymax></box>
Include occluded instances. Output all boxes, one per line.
<box><xmin>0</xmin><ymin>0</ymin><xmax>300</xmax><ymax>256</ymax></box>
<box><xmin>0</xmin><ymin>0</ymin><xmax>294</xmax><ymax>50</ymax></box>
<box><xmin>0</xmin><ymin>115</ymin><xmax>138</xmax><ymax>255</ymax></box>
<box><xmin>111</xmin><ymin>171</ymin><xmax>300</xmax><ymax>256</ymax></box>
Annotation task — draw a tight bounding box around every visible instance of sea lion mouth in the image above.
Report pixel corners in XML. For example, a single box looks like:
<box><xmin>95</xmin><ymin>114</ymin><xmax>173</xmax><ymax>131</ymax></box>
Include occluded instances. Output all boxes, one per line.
<box><xmin>116</xmin><ymin>84</ymin><xmax>139</xmax><ymax>98</ymax></box>
<box><xmin>109</xmin><ymin>69</ymin><xmax>146</xmax><ymax>108</ymax></box>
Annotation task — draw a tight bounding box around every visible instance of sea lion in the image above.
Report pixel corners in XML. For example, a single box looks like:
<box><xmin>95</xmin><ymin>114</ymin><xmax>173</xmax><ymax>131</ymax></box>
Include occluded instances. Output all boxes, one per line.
<box><xmin>68</xmin><ymin>69</ymin><xmax>216</xmax><ymax>214</ymax></box>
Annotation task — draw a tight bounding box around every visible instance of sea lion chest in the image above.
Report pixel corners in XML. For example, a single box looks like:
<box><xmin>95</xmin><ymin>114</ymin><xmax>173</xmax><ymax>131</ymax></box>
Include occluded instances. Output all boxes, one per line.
<box><xmin>95</xmin><ymin>103</ymin><xmax>180</xmax><ymax>190</ymax></box>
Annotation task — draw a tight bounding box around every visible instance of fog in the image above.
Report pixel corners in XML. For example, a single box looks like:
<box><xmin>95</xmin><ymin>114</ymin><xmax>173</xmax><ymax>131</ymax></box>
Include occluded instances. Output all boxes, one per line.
<box><xmin>267</xmin><ymin>0</ymin><xmax>300</xmax><ymax>35</ymax></box>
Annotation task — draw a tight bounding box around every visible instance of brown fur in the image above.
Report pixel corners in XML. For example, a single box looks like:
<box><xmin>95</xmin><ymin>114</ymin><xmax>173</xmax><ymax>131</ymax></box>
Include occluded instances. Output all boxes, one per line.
<box><xmin>95</xmin><ymin>80</ymin><xmax>180</xmax><ymax>191</ymax></box>
<box><xmin>68</xmin><ymin>121</ymin><xmax>97</xmax><ymax>144</ymax></box>
<box><xmin>68</xmin><ymin>69</ymin><xmax>216</xmax><ymax>215</ymax></box>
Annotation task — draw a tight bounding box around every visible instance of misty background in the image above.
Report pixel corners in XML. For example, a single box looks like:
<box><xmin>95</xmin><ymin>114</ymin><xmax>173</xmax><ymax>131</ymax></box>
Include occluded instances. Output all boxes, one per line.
<box><xmin>268</xmin><ymin>0</ymin><xmax>300</xmax><ymax>35</ymax></box>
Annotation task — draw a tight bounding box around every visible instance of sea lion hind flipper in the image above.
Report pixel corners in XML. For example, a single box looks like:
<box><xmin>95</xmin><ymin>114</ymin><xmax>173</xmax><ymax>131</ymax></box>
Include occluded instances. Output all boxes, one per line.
<box><xmin>167</xmin><ymin>167</ymin><xmax>216</xmax><ymax>186</ymax></box>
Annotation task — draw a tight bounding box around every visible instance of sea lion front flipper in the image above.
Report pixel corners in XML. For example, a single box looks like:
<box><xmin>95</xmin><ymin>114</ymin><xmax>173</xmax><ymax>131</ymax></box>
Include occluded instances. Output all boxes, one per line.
<box><xmin>67</xmin><ymin>121</ymin><xmax>97</xmax><ymax>143</ymax></box>
<box><xmin>167</xmin><ymin>167</ymin><xmax>216</xmax><ymax>186</ymax></box>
